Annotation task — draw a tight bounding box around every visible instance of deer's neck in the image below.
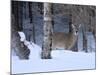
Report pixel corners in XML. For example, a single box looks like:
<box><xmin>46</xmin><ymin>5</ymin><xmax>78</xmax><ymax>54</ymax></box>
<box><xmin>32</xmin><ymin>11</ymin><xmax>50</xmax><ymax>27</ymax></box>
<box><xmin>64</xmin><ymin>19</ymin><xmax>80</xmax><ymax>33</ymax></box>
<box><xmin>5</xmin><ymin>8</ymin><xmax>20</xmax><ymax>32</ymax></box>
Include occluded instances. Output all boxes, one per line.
<box><xmin>68</xmin><ymin>32</ymin><xmax>78</xmax><ymax>42</ymax></box>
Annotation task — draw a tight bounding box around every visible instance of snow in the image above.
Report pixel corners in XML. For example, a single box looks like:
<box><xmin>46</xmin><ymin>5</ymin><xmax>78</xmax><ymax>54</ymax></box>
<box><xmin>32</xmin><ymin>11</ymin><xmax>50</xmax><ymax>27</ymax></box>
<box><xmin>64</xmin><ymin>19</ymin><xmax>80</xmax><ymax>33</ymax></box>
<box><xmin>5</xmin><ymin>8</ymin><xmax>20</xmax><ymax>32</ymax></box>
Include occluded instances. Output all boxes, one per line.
<box><xmin>18</xmin><ymin>32</ymin><xmax>26</xmax><ymax>42</ymax></box>
<box><xmin>12</xmin><ymin>32</ymin><xmax>96</xmax><ymax>74</ymax></box>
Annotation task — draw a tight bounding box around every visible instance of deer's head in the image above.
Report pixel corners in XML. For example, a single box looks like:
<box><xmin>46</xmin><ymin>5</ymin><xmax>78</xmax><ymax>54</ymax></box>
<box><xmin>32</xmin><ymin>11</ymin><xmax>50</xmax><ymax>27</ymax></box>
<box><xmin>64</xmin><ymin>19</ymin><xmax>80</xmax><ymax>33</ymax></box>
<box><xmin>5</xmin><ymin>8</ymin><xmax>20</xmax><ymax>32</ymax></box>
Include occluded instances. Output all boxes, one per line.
<box><xmin>71</xmin><ymin>24</ymin><xmax>81</xmax><ymax>35</ymax></box>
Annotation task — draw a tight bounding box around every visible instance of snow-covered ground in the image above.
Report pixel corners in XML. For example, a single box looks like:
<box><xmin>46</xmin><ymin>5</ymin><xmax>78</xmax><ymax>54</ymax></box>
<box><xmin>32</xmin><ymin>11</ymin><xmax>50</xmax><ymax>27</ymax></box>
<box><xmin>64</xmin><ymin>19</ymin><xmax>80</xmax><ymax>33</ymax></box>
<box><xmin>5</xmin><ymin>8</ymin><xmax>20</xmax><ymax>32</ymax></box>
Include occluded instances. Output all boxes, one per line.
<box><xmin>11</xmin><ymin>32</ymin><xmax>95</xmax><ymax>74</ymax></box>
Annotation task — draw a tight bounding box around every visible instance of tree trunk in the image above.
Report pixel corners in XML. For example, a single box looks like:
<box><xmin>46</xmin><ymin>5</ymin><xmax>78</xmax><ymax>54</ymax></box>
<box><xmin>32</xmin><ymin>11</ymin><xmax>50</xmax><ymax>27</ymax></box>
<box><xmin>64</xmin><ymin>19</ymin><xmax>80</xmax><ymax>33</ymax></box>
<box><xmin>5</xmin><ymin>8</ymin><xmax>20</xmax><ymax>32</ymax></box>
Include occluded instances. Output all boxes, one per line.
<box><xmin>29</xmin><ymin>2</ymin><xmax>33</xmax><ymax>23</ymax></box>
<box><xmin>69</xmin><ymin>13</ymin><xmax>72</xmax><ymax>32</ymax></box>
<box><xmin>28</xmin><ymin>2</ymin><xmax>36</xmax><ymax>42</ymax></box>
<box><xmin>12</xmin><ymin>1</ymin><xmax>22</xmax><ymax>31</ymax></box>
<box><xmin>41</xmin><ymin>3</ymin><xmax>53</xmax><ymax>59</ymax></box>
<box><xmin>18</xmin><ymin>2</ymin><xmax>23</xmax><ymax>31</ymax></box>
<box><xmin>82</xmin><ymin>24</ymin><xmax>87</xmax><ymax>52</ymax></box>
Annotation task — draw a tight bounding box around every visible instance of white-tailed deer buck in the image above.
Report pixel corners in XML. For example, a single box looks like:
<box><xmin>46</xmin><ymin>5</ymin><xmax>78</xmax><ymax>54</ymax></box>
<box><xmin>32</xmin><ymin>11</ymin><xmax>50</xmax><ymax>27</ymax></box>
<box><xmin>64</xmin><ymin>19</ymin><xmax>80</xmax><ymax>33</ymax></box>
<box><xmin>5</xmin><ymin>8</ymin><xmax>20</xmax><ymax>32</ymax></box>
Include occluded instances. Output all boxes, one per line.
<box><xmin>52</xmin><ymin>24</ymin><xmax>81</xmax><ymax>50</ymax></box>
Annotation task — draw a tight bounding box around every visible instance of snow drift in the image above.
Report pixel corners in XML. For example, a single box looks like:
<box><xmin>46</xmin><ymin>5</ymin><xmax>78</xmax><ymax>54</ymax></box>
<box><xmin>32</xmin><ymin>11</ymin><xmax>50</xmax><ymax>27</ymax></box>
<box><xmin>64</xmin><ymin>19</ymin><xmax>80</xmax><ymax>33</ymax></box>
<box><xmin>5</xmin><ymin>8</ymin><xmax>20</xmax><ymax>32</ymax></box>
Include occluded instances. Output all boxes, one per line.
<box><xmin>12</xmin><ymin>32</ymin><xmax>95</xmax><ymax>74</ymax></box>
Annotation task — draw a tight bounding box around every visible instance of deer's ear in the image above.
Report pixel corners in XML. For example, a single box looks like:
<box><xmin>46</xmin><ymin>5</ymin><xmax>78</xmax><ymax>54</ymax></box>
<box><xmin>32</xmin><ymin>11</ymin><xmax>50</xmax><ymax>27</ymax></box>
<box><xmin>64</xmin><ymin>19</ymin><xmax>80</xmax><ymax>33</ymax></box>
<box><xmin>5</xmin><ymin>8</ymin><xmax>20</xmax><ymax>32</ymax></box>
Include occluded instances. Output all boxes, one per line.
<box><xmin>71</xmin><ymin>24</ymin><xmax>75</xmax><ymax>28</ymax></box>
<box><xmin>78</xmin><ymin>24</ymin><xmax>81</xmax><ymax>28</ymax></box>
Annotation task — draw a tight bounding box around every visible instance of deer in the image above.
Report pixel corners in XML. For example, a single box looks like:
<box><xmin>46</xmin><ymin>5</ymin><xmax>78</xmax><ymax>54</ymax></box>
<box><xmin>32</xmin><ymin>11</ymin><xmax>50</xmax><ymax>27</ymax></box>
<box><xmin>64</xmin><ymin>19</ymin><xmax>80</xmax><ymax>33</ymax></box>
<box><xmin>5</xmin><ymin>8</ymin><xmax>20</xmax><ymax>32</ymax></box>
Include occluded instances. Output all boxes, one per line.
<box><xmin>51</xmin><ymin>24</ymin><xmax>81</xmax><ymax>51</ymax></box>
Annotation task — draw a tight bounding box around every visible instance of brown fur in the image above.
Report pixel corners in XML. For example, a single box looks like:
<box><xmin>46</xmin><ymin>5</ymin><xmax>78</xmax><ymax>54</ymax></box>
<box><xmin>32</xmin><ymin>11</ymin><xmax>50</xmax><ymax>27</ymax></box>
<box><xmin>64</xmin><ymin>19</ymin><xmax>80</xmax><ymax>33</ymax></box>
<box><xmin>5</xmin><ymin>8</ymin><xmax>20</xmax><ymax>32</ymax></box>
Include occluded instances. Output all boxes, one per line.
<box><xmin>51</xmin><ymin>24</ymin><xmax>80</xmax><ymax>50</ymax></box>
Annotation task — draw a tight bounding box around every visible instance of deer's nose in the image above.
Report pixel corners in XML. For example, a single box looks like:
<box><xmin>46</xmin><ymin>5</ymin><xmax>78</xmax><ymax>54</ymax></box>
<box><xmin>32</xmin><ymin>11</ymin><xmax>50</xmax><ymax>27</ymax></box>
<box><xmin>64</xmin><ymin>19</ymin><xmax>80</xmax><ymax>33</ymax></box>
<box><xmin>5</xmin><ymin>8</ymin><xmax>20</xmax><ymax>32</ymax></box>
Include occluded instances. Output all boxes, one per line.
<box><xmin>76</xmin><ymin>31</ymin><xmax>78</xmax><ymax>33</ymax></box>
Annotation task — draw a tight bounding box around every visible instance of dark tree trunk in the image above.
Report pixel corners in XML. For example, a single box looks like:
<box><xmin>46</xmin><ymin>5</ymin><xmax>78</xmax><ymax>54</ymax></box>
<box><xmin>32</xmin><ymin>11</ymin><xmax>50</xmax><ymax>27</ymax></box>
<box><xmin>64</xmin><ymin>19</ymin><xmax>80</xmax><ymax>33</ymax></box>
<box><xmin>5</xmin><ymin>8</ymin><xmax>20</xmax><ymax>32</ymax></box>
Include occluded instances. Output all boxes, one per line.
<box><xmin>12</xmin><ymin>1</ymin><xmax>22</xmax><ymax>31</ymax></box>
<box><xmin>38</xmin><ymin>3</ymin><xmax>43</xmax><ymax>14</ymax></box>
<box><xmin>82</xmin><ymin>24</ymin><xmax>87</xmax><ymax>52</ymax></box>
<box><xmin>29</xmin><ymin>2</ymin><xmax>33</xmax><ymax>23</ymax></box>
<box><xmin>69</xmin><ymin>13</ymin><xmax>72</xmax><ymax>32</ymax></box>
<box><xmin>28</xmin><ymin>2</ymin><xmax>36</xmax><ymax>43</ymax></box>
<box><xmin>18</xmin><ymin>2</ymin><xmax>23</xmax><ymax>30</ymax></box>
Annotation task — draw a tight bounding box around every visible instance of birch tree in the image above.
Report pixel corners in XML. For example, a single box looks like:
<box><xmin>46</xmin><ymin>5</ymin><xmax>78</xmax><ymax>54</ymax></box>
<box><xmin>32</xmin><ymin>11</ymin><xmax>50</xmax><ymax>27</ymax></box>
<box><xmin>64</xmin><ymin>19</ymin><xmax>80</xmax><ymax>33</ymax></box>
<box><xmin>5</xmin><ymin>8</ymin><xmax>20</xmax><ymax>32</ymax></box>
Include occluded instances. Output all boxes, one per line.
<box><xmin>41</xmin><ymin>3</ymin><xmax>53</xmax><ymax>59</ymax></box>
